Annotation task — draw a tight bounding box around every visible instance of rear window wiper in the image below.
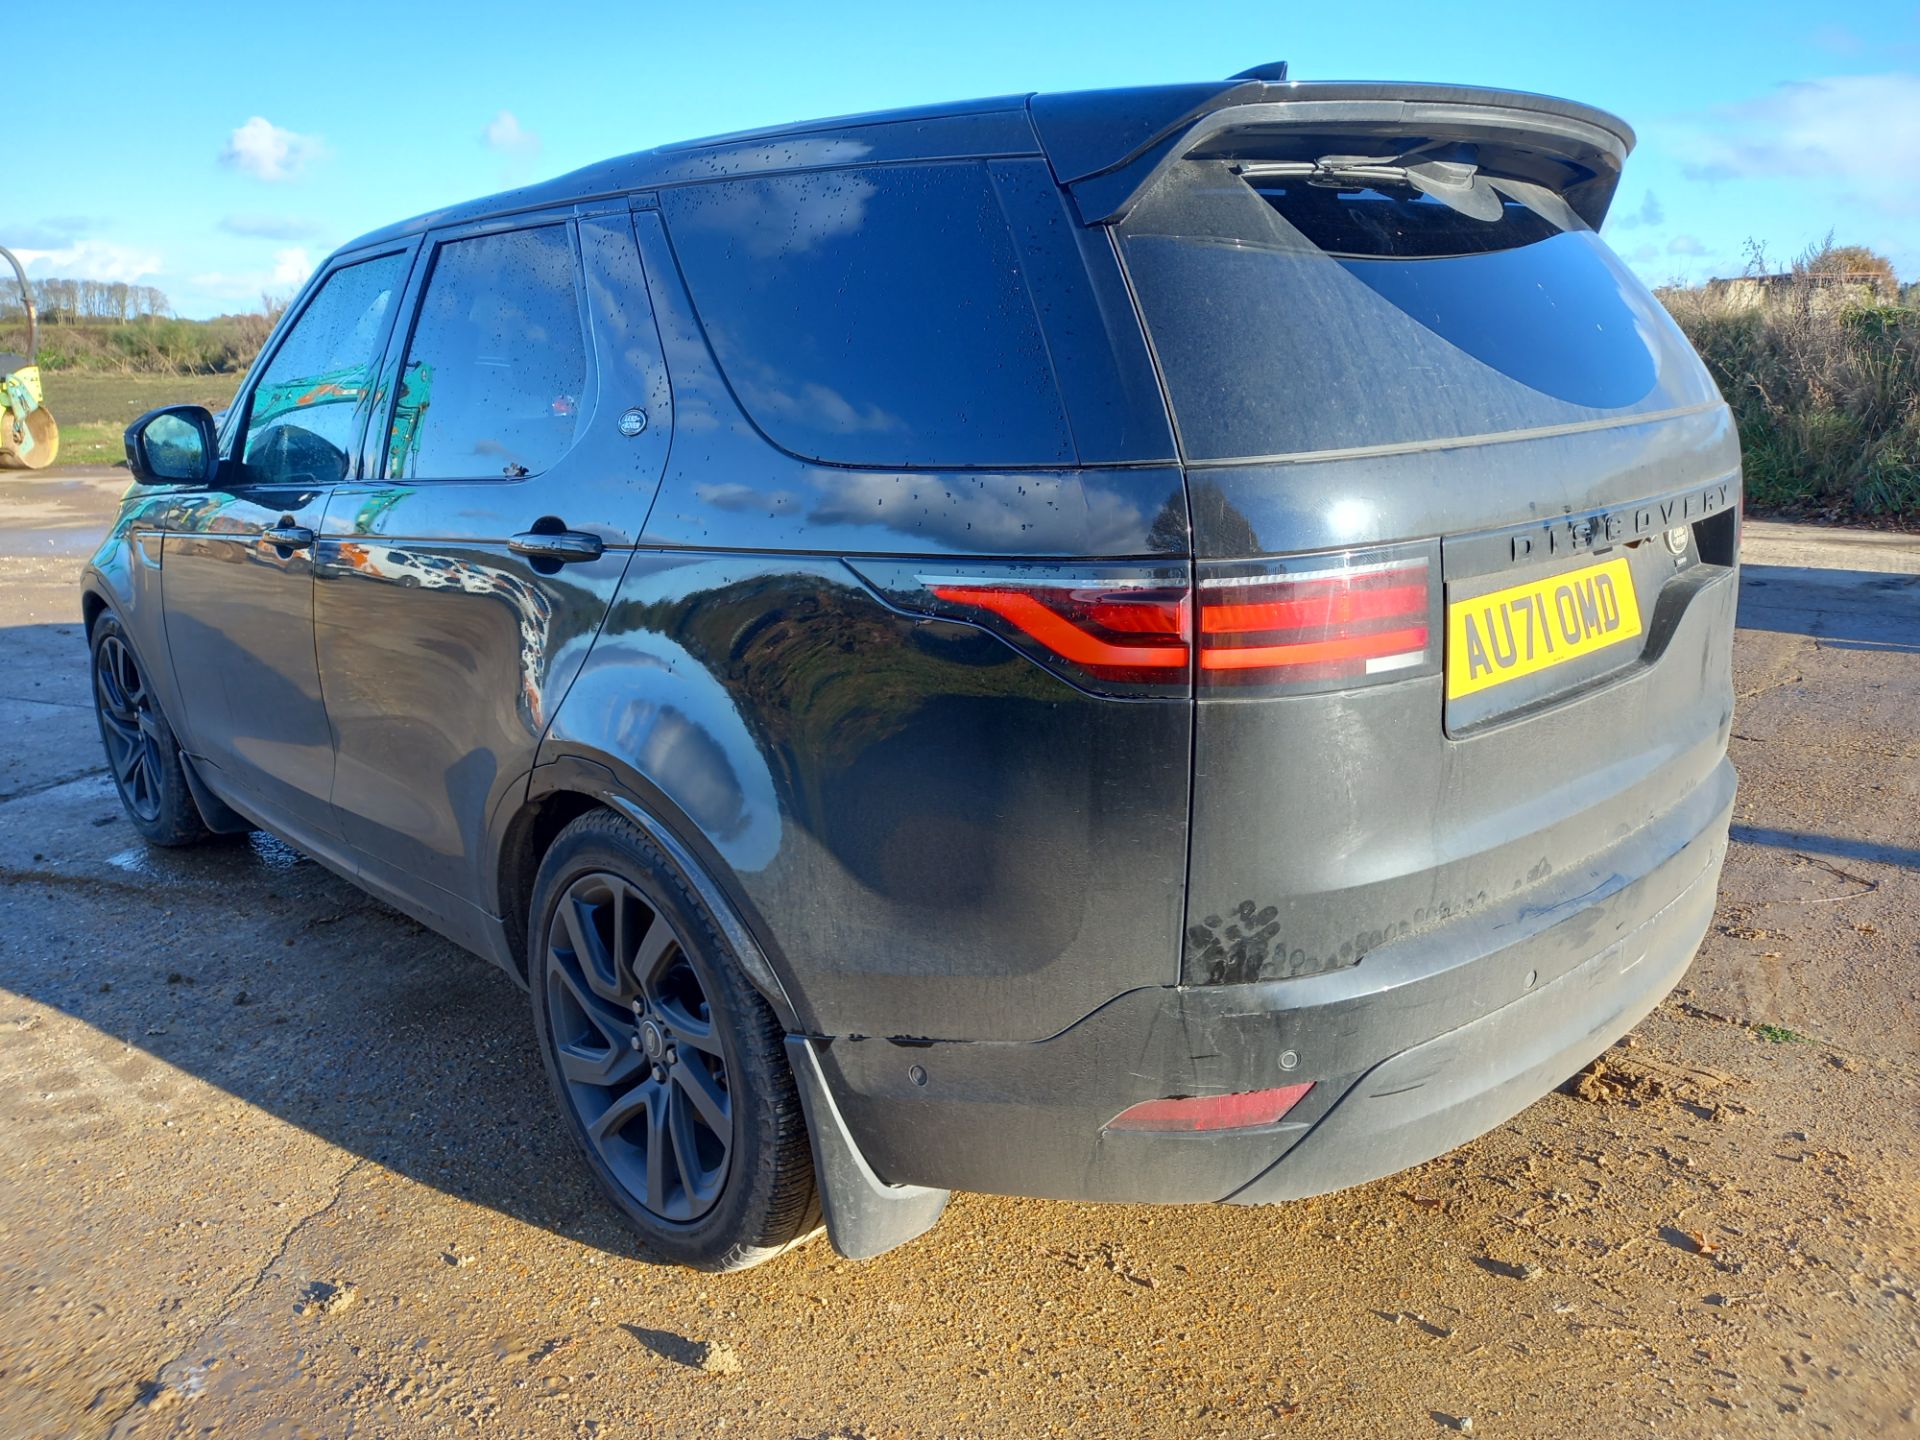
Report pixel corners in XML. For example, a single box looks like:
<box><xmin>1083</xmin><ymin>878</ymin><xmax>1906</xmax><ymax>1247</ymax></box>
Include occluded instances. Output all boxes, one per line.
<box><xmin>1237</xmin><ymin>149</ymin><xmax>1506</xmax><ymax>221</ymax></box>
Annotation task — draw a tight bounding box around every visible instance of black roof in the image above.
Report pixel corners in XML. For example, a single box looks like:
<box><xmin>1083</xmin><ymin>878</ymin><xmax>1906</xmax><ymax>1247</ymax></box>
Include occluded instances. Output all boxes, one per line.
<box><xmin>341</xmin><ymin>77</ymin><xmax>1635</xmax><ymax>253</ymax></box>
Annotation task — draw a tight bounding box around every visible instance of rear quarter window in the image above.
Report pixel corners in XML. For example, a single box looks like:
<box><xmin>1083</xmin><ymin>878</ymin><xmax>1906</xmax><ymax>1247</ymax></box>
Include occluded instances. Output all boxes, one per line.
<box><xmin>660</xmin><ymin>163</ymin><xmax>1074</xmax><ymax>469</ymax></box>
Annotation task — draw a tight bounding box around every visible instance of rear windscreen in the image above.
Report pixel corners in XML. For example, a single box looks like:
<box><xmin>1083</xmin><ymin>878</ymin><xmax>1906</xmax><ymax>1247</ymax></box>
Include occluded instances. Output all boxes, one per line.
<box><xmin>1118</xmin><ymin>159</ymin><xmax>1718</xmax><ymax>462</ymax></box>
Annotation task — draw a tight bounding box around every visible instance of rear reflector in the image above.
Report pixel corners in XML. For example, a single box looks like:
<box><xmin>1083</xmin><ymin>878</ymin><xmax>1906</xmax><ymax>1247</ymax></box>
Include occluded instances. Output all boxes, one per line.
<box><xmin>1104</xmin><ymin>1081</ymin><xmax>1314</xmax><ymax>1133</ymax></box>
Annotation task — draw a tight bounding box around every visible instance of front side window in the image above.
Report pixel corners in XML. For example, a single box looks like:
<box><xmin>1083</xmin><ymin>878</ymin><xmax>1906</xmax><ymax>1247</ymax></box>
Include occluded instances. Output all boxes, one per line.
<box><xmin>386</xmin><ymin>226</ymin><xmax>587</xmax><ymax>480</ymax></box>
<box><xmin>241</xmin><ymin>253</ymin><xmax>405</xmax><ymax>486</ymax></box>
<box><xmin>661</xmin><ymin>162</ymin><xmax>1074</xmax><ymax>469</ymax></box>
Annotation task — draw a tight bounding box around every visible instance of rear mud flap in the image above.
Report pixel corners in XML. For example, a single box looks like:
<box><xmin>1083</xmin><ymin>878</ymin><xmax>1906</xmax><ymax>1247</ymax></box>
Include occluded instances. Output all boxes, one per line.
<box><xmin>785</xmin><ymin>1036</ymin><xmax>950</xmax><ymax>1261</ymax></box>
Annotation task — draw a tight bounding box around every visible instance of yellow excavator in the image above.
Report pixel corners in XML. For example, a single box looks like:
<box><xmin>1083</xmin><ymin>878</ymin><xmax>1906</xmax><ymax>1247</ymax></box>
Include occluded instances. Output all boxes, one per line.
<box><xmin>1</xmin><ymin>243</ymin><xmax>58</xmax><ymax>469</ymax></box>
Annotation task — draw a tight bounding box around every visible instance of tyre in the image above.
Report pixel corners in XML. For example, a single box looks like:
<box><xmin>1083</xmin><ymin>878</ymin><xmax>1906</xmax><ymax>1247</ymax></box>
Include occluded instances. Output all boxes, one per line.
<box><xmin>528</xmin><ymin>809</ymin><xmax>819</xmax><ymax>1270</ymax></box>
<box><xmin>89</xmin><ymin>614</ymin><xmax>213</xmax><ymax>848</ymax></box>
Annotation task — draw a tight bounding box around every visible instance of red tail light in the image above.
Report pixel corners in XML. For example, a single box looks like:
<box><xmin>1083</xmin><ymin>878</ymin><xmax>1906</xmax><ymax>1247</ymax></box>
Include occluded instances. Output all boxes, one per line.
<box><xmin>924</xmin><ymin>581</ymin><xmax>1190</xmax><ymax>684</ymax></box>
<box><xmin>1105</xmin><ymin>1082</ymin><xmax>1314</xmax><ymax>1133</ymax></box>
<box><xmin>1199</xmin><ymin>555</ymin><xmax>1432</xmax><ymax>685</ymax></box>
<box><xmin>908</xmin><ymin>544</ymin><xmax>1437</xmax><ymax>695</ymax></box>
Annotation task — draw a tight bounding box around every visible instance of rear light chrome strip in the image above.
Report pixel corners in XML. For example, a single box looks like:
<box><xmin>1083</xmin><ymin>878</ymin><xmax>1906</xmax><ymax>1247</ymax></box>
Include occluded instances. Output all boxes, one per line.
<box><xmin>917</xmin><ymin>574</ymin><xmax>1171</xmax><ymax>591</ymax></box>
<box><xmin>1197</xmin><ymin>556</ymin><xmax>1418</xmax><ymax>587</ymax></box>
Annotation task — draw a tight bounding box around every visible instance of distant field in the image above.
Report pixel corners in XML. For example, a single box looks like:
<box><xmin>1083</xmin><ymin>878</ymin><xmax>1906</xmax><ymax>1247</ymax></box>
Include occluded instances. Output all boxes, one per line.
<box><xmin>39</xmin><ymin>372</ymin><xmax>243</xmax><ymax>468</ymax></box>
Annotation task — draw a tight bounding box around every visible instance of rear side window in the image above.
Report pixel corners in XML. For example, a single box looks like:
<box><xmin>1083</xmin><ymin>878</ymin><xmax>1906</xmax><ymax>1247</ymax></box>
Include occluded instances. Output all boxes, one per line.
<box><xmin>241</xmin><ymin>253</ymin><xmax>404</xmax><ymax>486</ymax></box>
<box><xmin>387</xmin><ymin>225</ymin><xmax>587</xmax><ymax>480</ymax></box>
<box><xmin>661</xmin><ymin>163</ymin><xmax>1074</xmax><ymax>468</ymax></box>
<box><xmin>1119</xmin><ymin>159</ymin><xmax>1719</xmax><ymax>462</ymax></box>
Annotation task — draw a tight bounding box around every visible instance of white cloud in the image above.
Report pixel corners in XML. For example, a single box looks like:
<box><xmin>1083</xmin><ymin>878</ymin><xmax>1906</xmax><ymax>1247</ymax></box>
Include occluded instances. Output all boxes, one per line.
<box><xmin>269</xmin><ymin>248</ymin><xmax>315</xmax><ymax>288</ymax></box>
<box><xmin>1667</xmin><ymin>234</ymin><xmax>1708</xmax><ymax>257</ymax></box>
<box><xmin>10</xmin><ymin>239</ymin><xmax>163</xmax><ymax>283</ymax></box>
<box><xmin>1611</xmin><ymin>191</ymin><xmax>1665</xmax><ymax>230</ymax></box>
<box><xmin>220</xmin><ymin>213</ymin><xmax>321</xmax><ymax>240</ymax></box>
<box><xmin>221</xmin><ymin>117</ymin><xmax>325</xmax><ymax>182</ymax></box>
<box><xmin>1677</xmin><ymin>74</ymin><xmax>1920</xmax><ymax>212</ymax></box>
<box><xmin>482</xmin><ymin>109</ymin><xmax>540</xmax><ymax>158</ymax></box>
<box><xmin>190</xmin><ymin>247</ymin><xmax>314</xmax><ymax>301</ymax></box>
<box><xmin>10</xmin><ymin>216</ymin><xmax>102</xmax><ymax>250</ymax></box>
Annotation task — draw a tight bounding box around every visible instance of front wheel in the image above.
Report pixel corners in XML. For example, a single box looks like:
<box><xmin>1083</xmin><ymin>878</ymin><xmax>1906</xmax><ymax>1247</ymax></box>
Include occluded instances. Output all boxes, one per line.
<box><xmin>89</xmin><ymin>614</ymin><xmax>213</xmax><ymax>848</ymax></box>
<box><xmin>528</xmin><ymin>810</ymin><xmax>819</xmax><ymax>1270</ymax></box>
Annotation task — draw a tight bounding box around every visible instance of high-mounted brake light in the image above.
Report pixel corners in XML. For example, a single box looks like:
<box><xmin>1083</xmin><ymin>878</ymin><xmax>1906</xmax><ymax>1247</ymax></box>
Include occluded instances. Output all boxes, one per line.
<box><xmin>1105</xmin><ymin>1082</ymin><xmax>1314</xmax><ymax>1133</ymax></box>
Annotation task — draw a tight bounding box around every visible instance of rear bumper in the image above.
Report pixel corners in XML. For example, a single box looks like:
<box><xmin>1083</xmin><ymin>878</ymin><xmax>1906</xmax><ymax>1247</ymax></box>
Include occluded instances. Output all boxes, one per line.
<box><xmin>813</xmin><ymin>759</ymin><xmax>1732</xmax><ymax>1204</ymax></box>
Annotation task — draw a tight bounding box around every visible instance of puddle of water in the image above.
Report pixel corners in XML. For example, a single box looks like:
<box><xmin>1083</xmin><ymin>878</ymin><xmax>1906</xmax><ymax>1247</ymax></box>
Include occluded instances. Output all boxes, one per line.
<box><xmin>105</xmin><ymin>846</ymin><xmax>157</xmax><ymax>876</ymax></box>
<box><xmin>104</xmin><ymin>831</ymin><xmax>309</xmax><ymax>881</ymax></box>
<box><xmin>245</xmin><ymin>832</ymin><xmax>310</xmax><ymax>872</ymax></box>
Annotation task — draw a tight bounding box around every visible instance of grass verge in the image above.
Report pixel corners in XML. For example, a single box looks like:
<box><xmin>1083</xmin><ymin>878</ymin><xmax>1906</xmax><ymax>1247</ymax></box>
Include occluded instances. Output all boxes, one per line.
<box><xmin>33</xmin><ymin>373</ymin><xmax>243</xmax><ymax>468</ymax></box>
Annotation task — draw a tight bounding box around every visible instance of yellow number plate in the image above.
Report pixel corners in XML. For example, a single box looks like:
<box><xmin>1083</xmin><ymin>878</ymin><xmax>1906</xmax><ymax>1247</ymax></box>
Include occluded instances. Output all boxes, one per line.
<box><xmin>1446</xmin><ymin>557</ymin><xmax>1643</xmax><ymax>700</ymax></box>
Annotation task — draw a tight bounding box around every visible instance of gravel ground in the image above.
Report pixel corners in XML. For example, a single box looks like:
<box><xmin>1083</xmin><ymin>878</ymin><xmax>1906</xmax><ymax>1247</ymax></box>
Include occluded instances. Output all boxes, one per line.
<box><xmin>2</xmin><ymin>475</ymin><xmax>1916</xmax><ymax>1439</ymax></box>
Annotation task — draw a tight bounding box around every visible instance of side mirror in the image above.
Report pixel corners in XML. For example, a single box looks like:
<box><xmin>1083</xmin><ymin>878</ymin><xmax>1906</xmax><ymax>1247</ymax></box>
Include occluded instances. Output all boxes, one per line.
<box><xmin>125</xmin><ymin>405</ymin><xmax>219</xmax><ymax>486</ymax></box>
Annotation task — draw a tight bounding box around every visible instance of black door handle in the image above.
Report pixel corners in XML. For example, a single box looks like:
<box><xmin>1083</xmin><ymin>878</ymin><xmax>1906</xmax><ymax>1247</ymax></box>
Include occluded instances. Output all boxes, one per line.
<box><xmin>509</xmin><ymin>528</ymin><xmax>604</xmax><ymax>564</ymax></box>
<box><xmin>263</xmin><ymin>523</ymin><xmax>315</xmax><ymax>550</ymax></box>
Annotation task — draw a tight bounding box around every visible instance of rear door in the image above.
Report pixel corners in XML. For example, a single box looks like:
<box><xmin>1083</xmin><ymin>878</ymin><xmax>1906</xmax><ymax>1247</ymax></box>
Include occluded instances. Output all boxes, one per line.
<box><xmin>163</xmin><ymin>248</ymin><xmax>410</xmax><ymax>847</ymax></box>
<box><xmin>313</xmin><ymin>207</ymin><xmax>672</xmax><ymax>906</ymax></box>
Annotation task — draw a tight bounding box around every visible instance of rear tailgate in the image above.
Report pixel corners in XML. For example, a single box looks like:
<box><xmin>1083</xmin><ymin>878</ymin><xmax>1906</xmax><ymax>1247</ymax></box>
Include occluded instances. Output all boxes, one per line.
<box><xmin>1178</xmin><ymin>430</ymin><xmax>1739</xmax><ymax>988</ymax></box>
<box><xmin>1099</xmin><ymin>92</ymin><xmax>1741</xmax><ymax>987</ymax></box>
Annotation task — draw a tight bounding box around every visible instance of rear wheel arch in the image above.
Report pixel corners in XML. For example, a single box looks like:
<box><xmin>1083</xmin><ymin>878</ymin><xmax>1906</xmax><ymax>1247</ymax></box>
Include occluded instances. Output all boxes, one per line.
<box><xmin>496</xmin><ymin>787</ymin><xmax>606</xmax><ymax>984</ymax></box>
<box><xmin>493</xmin><ymin>760</ymin><xmax>801</xmax><ymax>1028</ymax></box>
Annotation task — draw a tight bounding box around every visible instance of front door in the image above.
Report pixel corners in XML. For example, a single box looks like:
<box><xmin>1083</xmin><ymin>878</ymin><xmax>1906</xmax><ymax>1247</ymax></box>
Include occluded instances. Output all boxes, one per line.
<box><xmin>314</xmin><ymin>210</ymin><xmax>671</xmax><ymax>904</ymax></box>
<box><xmin>162</xmin><ymin>249</ymin><xmax>411</xmax><ymax>846</ymax></box>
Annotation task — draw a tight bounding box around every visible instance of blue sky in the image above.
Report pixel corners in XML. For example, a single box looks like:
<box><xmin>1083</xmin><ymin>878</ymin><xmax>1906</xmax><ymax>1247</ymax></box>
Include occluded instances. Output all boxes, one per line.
<box><xmin>18</xmin><ymin>0</ymin><xmax>1920</xmax><ymax>318</ymax></box>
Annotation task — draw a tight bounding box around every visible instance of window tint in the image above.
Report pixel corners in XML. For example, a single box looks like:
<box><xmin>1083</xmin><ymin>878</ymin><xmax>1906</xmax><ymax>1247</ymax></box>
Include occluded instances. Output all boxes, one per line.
<box><xmin>1119</xmin><ymin>160</ymin><xmax>1717</xmax><ymax>461</ymax></box>
<box><xmin>387</xmin><ymin>226</ymin><xmax>587</xmax><ymax>480</ymax></box>
<box><xmin>241</xmin><ymin>253</ymin><xmax>405</xmax><ymax>486</ymax></box>
<box><xmin>661</xmin><ymin>163</ymin><xmax>1073</xmax><ymax>468</ymax></box>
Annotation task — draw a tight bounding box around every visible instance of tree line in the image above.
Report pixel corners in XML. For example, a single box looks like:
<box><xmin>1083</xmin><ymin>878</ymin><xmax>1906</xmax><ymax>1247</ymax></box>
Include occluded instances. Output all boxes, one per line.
<box><xmin>0</xmin><ymin>278</ymin><xmax>173</xmax><ymax>324</ymax></box>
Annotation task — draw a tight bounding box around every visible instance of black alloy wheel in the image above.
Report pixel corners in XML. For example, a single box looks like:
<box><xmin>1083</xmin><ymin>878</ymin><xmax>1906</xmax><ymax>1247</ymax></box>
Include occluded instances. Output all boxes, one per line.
<box><xmin>543</xmin><ymin>871</ymin><xmax>734</xmax><ymax>1221</ymax></box>
<box><xmin>94</xmin><ymin>631</ymin><xmax>163</xmax><ymax>823</ymax></box>
<box><xmin>88</xmin><ymin>615</ymin><xmax>212</xmax><ymax>847</ymax></box>
<box><xmin>527</xmin><ymin>810</ymin><xmax>819</xmax><ymax>1270</ymax></box>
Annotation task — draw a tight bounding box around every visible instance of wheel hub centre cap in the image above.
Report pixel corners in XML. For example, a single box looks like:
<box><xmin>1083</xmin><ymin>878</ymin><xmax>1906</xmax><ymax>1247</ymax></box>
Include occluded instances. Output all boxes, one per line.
<box><xmin>638</xmin><ymin>1019</ymin><xmax>666</xmax><ymax>1060</ymax></box>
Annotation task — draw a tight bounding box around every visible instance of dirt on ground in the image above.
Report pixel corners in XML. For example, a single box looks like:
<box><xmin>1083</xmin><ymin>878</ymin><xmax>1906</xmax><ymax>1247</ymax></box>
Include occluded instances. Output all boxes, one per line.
<box><xmin>0</xmin><ymin>477</ymin><xmax>1915</xmax><ymax>1439</ymax></box>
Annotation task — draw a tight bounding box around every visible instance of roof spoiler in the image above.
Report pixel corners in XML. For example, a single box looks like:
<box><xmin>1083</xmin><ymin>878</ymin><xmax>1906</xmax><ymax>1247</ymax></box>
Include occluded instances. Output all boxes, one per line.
<box><xmin>1029</xmin><ymin>80</ymin><xmax>1636</xmax><ymax>230</ymax></box>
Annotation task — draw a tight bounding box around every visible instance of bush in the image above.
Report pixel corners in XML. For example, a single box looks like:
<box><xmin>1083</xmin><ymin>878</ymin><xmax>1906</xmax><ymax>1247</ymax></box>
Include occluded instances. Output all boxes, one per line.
<box><xmin>9</xmin><ymin>313</ymin><xmax>275</xmax><ymax>377</ymax></box>
<box><xmin>1660</xmin><ymin>283</ymin><xmax>1920</xmax><ymax>521</ymax></box>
